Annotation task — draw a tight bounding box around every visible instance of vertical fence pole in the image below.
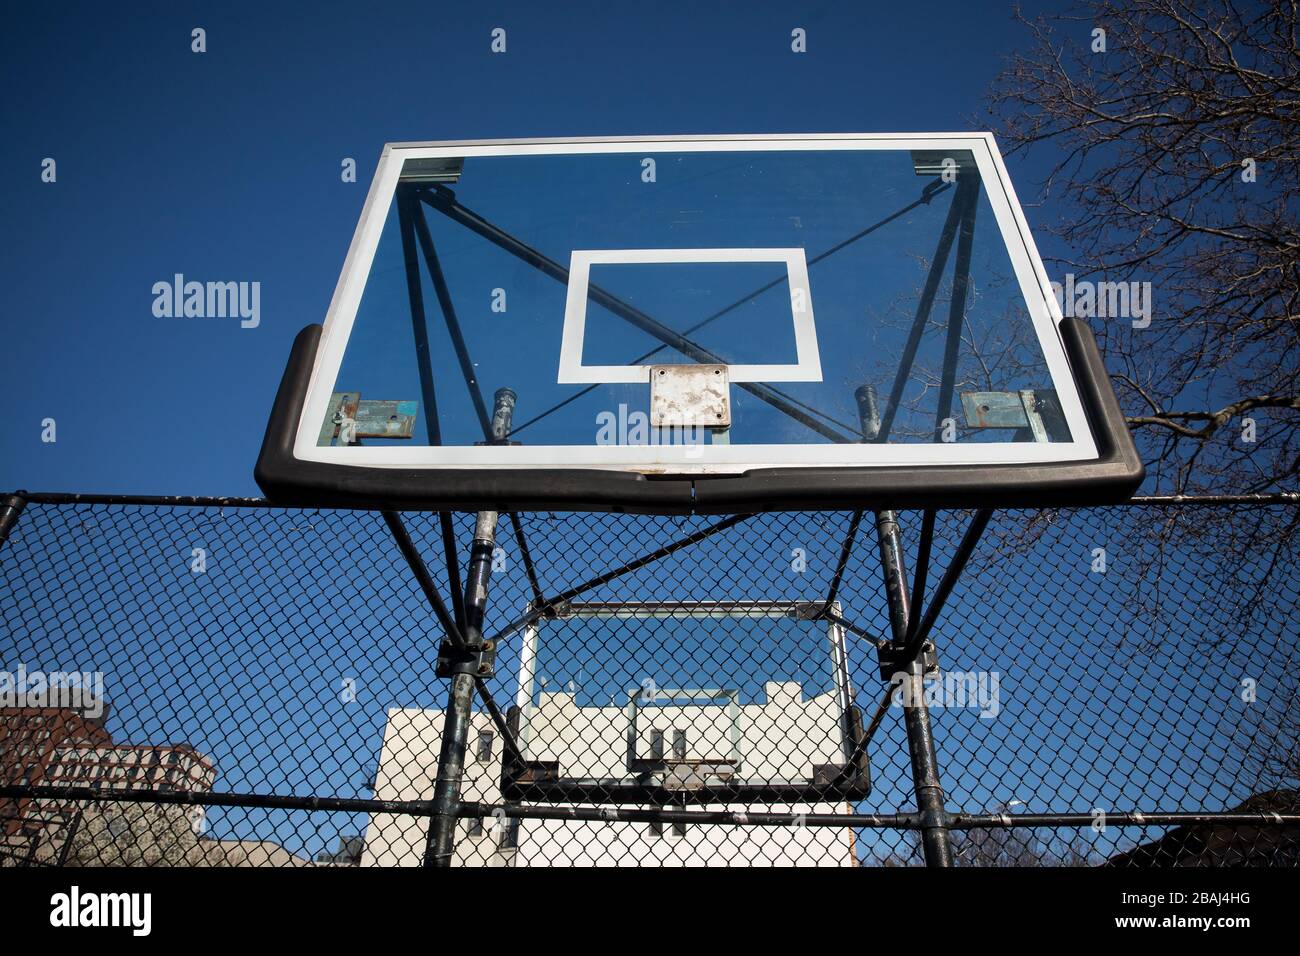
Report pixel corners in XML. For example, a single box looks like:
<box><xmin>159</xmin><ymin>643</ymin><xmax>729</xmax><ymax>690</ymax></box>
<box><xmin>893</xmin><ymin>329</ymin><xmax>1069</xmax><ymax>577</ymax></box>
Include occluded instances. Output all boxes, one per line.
<box><xmin>874</xmin><ymin>510</ymin><xmax>954</xmax><ymax>867</ymax></box>
<box><xmin>426</xmin><ymin>508</ymin><xmax>499</xmax><ymax>867</ymax></box>
<box><xmin>425</xmin><ymin>672</ymin><xmax>477</xmax><ymax>865</ymax></box>
<box><xmin>425</xmin><ymin>390</ymin><xmax>514</xmax><ymax>867</ymax></box>
<box><xmin>899</xmin><ymin>655</ymin><xmax>953</xmax><ymax>866</ymax></box>
<box><xmin>58</xmin><ymin>810</ymin><xmax>82</xmax><ymax>866</ymax></box>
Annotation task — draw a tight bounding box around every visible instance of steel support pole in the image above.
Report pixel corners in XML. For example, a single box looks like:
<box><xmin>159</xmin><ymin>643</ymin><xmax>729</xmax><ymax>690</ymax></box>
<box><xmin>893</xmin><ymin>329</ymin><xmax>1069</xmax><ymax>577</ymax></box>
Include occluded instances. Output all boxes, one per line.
<box><xmin>424</xmin><ymin>667</ymin><xmax>476</xmax><ymax>866</ymax></box>
<box><xmin>424</xmin><ymin>389</ymin><xmax>512</xmax><ymax>867</ymax></box>
<box><xmin>863</xmin><ymin>178</ymin><xmax>980</xmax><ymax>867</ymax></box>
<box><xmin>397</xmin><ymin>187</ymin><xmax>470</xmax><ymax>631</ymax></box>
<box><xmin>874</xmin><ymin>510</ymin><xmax>954</xmax><ymax>867</ymax></box>
<box><xmin>875</xmin><ymin>511</ymin><xmax>911</xmax><ymax>644</ymax></box>
<box><xmin>426</xmin><ymin>508</ymin><xmax>499</xmax><ymax>867</ymax></box>
<box><xmin>405</xmin><ymin>196</ymin><xmax>545</xmax><ymax>608</ymax></box>
<box><xmin>899</xmin><ymin>656</ymin><xmax>953</xmax><ymax>866</ymax></box>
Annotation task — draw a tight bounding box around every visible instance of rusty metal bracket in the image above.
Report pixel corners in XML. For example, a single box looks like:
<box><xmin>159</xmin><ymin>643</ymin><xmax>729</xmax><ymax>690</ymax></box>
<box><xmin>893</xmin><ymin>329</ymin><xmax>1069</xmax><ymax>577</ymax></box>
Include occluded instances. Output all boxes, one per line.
<box><xmin>877</xmin><ymin>639</ymin><xmax>939</xmax><ymax>681</ymax></box>
<box><xmin>961</xmin><ymin>388</ymin><xmax>1070</xmax><ymax>443</ymax></box>
<box><xmin>435</xmin><ymin>635</ymin><xmax>497</xmax><ymax>678</ymax></box>
<box><xmin>321</xmin><ymin>392</ymin><xmax>419</xmax><ymax>444</ymax></box>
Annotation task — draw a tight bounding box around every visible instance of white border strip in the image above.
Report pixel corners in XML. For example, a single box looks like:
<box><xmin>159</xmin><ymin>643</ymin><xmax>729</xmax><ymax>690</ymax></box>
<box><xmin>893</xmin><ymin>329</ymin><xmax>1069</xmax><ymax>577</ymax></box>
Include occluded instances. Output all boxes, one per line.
<box><xmin>558</xmin><ymin>248</ymin><xmax>822</xmax><ymax>384</ymax></box>
<box><xmin>293</xmin><ymin>134</ymin><xmax>1100</xmax><ymax>473</ymax></box>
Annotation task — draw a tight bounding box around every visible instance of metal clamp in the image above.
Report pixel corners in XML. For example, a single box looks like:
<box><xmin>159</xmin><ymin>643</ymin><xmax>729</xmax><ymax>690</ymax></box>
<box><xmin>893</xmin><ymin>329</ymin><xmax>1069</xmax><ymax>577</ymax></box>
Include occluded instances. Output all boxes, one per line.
<box><xmin>436</xmin><ymin>635</ymin><xmax>496</xmax><ymax>679</ymax></box>
<box><xmin>877</xmin><ymin>640</ymin><xmax>939</xmax><ymax>682</ymax></box>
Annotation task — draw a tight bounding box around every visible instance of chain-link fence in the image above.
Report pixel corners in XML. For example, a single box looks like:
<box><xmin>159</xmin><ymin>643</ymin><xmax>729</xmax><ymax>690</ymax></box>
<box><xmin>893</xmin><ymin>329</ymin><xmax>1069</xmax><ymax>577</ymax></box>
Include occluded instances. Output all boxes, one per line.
<box><xmin>1</xmin><ymin>491</ymin><xmax>1297</xmax><ymax>867</ymax></box>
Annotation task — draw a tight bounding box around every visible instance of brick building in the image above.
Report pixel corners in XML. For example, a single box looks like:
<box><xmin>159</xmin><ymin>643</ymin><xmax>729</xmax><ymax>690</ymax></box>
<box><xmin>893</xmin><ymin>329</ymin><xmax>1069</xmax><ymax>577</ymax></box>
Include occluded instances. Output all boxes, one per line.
<box><xmin>42</xmin><ymin>743</ymin><xmax>217</xmax><ymax>834</ymax></box>
<box><xmin>1</xmin><ymin>700</ymin><xmax>216</xmax><ymax>849</ymax></box>
<box><xmin>0</xmin><ymin>703</ymin><xmax>110</xmax><ymax>835</ymax></box>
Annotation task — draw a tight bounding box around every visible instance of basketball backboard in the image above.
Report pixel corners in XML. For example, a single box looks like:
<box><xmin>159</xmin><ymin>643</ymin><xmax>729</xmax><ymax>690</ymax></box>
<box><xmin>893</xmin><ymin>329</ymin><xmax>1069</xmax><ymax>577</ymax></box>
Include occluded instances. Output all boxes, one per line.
<box><xmin>256</xmin><ymin>134</ymin><xmax>1141</xmax><ymax>512</ymax></box>
<box><xmin>504</xmin><ymin>601</ymin><xmax>869</xmax><ymax>804</ymax></box>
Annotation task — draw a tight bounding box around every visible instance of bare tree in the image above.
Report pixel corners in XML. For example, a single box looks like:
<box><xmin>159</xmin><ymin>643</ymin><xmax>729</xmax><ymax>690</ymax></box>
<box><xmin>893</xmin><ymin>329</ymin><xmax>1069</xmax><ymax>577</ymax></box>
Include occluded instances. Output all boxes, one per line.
<box><xmin>867</xmin><ymin>814</ymin><xmax>1099</xmax><ymax>866</ymax></box>
<box><xmin>61</xmin><ymin>800</ymin><xmax>208</xmax><ymax>867</ymax></box>
<box><xmin>973</xmin><ymin>9</ymin><xmax>1300</xmax><ymax>779</ymax></box>
<box><xmin>986</xmin><ymin>0</ymin><xmax>1299</xmax><ymax>495</ymax></box>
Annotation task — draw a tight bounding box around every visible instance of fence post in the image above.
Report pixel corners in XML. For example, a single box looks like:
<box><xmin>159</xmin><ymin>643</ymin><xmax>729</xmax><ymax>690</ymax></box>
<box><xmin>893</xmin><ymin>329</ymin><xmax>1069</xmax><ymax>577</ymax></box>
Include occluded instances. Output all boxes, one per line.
<box><xmin>425</xmin><ymin>671</ymin><xmax>478</xmax><ymax>866</ymax></box>
<box><xmin>58</xmin><ymin>810</ymin><xmax>82</xmax><ymax>866</ymax></box>
<box><xmin>425</xmin><ymin>510</ymin><xmax>499</xmax><ymax>866</ymax></box>
<box><xmin>424</xmin><ymin>388</ymin><xmax>515</xmax><ymax>867</ymax></box>
<box><xmin>0</xmin><ymin>492</ymin><xmax>28</xmax><ymax>552</ymax></box>
<box><xmin>875</xmin><ymin>510</ymin><xmax>954</xmax><ymax>867</ymax></box>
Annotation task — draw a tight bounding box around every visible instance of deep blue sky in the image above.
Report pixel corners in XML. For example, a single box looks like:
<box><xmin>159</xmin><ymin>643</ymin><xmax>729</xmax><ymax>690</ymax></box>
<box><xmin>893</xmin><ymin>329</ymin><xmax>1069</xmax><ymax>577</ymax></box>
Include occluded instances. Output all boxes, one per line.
<box><xmin>1</xmin><ymin>0</ymin><xmax>1066</xmax><ymax>495</ymax></box>
<box><xmin>3</xmin><ymin>3</ymin><xmax>1286</xmax><ymax>864</ymax></box>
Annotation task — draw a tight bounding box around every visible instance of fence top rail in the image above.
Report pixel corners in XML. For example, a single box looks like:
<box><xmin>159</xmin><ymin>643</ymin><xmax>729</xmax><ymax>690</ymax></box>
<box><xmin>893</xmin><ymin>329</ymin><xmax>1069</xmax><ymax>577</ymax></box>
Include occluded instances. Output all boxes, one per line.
<box><xmin>7</xmin><ymin>490</ymin><xmax>1299</xmax><ymax>510</ymax></box>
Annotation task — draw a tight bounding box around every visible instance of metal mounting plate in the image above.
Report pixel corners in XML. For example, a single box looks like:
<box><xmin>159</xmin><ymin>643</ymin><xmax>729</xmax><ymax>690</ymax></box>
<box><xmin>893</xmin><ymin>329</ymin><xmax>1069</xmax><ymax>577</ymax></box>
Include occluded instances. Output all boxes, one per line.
<box><xmin>650</xmin><ymin>365</ymin><xmax>730</xmax><ymax>428</ymax></box>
